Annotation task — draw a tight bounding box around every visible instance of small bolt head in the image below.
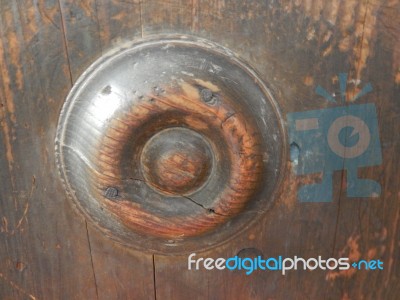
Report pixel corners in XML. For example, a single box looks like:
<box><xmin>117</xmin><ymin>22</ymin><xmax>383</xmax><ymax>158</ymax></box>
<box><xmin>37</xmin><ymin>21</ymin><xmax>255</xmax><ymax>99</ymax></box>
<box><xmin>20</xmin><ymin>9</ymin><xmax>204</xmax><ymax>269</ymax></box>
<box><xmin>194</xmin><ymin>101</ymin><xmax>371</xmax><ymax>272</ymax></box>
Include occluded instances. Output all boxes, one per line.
<box><xmin>200</xmin><ymin>89</ymin><xmax>213</xmax><ymax>103</ymax></box>
<box><xmin>105</xmin><ymin>187</ymin><xmax>119</xmax><ymax>199</ymax></box>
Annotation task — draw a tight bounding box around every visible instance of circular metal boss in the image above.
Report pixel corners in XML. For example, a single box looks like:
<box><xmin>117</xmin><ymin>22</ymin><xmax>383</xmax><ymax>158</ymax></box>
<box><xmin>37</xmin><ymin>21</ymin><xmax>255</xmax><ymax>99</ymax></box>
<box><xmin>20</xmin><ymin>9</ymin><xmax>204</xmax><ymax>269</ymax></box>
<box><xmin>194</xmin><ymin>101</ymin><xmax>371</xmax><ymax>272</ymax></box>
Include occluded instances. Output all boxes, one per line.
<box><xmin>55</xmin><ymin>36</ymin><xmax>285</xmax><ymax>254</ymax></box>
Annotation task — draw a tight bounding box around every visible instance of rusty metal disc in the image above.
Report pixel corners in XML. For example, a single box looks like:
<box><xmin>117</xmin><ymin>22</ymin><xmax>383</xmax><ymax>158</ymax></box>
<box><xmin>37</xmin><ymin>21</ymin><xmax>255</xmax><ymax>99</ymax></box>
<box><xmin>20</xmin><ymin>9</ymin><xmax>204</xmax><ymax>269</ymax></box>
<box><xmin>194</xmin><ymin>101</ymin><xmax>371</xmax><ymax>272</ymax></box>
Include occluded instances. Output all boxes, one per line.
<box><xmin>55</xmin><ymin>35</ymin><xmax>286</xmax><ymax>254</ymax></box>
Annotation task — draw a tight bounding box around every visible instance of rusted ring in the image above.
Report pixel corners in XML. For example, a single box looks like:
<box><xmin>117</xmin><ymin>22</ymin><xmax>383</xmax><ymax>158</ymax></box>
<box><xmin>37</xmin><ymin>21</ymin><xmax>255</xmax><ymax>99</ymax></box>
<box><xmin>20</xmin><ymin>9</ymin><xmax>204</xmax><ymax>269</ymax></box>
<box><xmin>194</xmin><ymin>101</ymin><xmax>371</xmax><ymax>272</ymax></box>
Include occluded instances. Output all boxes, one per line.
<box><xmin>55</xmin><ymin>35</ymin><xmax>285</xmax><ymax>253</ymax></box>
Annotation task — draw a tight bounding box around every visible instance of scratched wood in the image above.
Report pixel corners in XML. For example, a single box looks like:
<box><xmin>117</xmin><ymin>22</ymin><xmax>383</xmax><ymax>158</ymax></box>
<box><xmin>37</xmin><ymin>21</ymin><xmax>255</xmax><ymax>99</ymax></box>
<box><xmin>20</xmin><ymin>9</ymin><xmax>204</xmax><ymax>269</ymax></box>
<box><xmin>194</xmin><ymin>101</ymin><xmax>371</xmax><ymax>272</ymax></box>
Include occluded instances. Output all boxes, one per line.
<box><xmin>143</xmin><ymin>0</ymin><xmax>400</xmax><ymax>299</ymax></box>
<box><xmin>0</xmin><ymin>0</ymin><xmax>399</xmax><ymax>299</ymax></box>
<box><xmin>58</xmin><ymin>0</ymin><xmax>155</xmax><ymax>299</ymax></box>
<box><xmin>0</xmin><ymin>0</ymin><xmax>153</xmax><ymax>299</ymax></box>
<box><xmin>0</xmin><ymin>0</ymin><xmax>97</xmax><ymax>298</ymax></box>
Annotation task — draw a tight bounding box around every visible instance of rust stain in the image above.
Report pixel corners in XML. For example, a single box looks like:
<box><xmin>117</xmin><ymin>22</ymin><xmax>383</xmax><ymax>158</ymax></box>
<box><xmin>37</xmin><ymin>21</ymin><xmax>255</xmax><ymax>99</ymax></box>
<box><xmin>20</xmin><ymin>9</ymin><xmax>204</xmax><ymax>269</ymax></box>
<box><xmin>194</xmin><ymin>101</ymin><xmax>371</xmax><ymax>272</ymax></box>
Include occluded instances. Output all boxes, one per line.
<box><xmin>278</xmin><ymin>165</ymin><xmax>324</xmax><ymax>210</ymax></box>
<box><xmin>311</xmin><ymin>0</ymin><xmax>324</xmax><ymax>22</ymax></box>
<box><xmin>0</xmin><ymin>116</ymin><xmax>15</xmax><ymax>168</ymax></box>
<box><xmin>338</xmin><ymin>0</ymin><xmax>379</xmax><ymax>81</ymax></box>
<box><xmin>395</xmin><ymin>70</ymin><xmax>400</xmax><ymax>85</ymax></box>
<box><xmin>0</xmin><ymin>42</ymin><xmax>17</xmax><ymax>125</ymax></box>
<box><xmin>4</xmin><ymin>10</ymin><xmax>24</xmax><ymax>91</ymax></box>
<box><xmin>367</xmin><ymin>247</ymin><xmax>377</xmax><ymax>259</ymax></box>
<box><xmin>0</xmin><ymin>95</ymin><xmax>15</xmax><ymax>173</ymax></box>
<box><xmin>347</xmin><ymin>235</ymin><xmax>362</xmax><ymax>261</ymax></box>
<box><xmin>15</xmin><ymin>261</ymin><xmax>26</xmax><ymax>272</ymax></box>
<box><xmin>323</xmin><ymin>0</ymin><xmax>340</xmax><ymax>25</ymax></box>
<box><xmin>0</xmin><ymin>9</ymin><xmax>18</xmax><ymax>181</ymax></box>
<box><xmin>183</xmin><ymin>115</ymin><xmax>210</xmax><ymax>131</ymax></box>
<box><xmin>326</xmin><ymin>234</ymin><xmax>361</xmax><ymax>281</ymax></box>
<box><xmin>338</xmin><ymin>0</ymin><xmax>358</xmax><ymax>39</ymax></box>
<box><xmin>248</xmin><ymin>233</ymin><xmax>256</xmax><ymax>240</ymax></box>
<box><xmin>303</xmin><ymin>75</ymin><xmax>314</xmax><ymax>86</ymax></box>
<box><xmin>99</xmin><ymin>82</ymin><xmax>263</xmax><ymax>238</ymax></box>
<box><xmin>376</xmin><ymin>0</ymin><xmax>400</xmax><ymax>82</ymax></box>
<box><xmin>302</xmin><ymin>0</ymin><xmax>312</xmax><ymax>17</ymax></box>
<box><xmin>37</xmin><ymin>0</ymin><xmax>61</xmax><ymax>28</ymax></box>
<box><xmin>353</xmin><ymin>0</ymin><xmax>379</xmax><ymax>81</ymax></box>
<box><xmin>293</xmin><ymin>0</ymin><xmax>381</xmax><ymax>82</ymax></box>
<box><xmin>79</xmin><ymin>0</ymin><xmax>95</xmax><ymax>18</ymax></box>
<box><xmin>25</xmin><ymin>5</ymin><xmax>38</xmax><ymax>41</ymax></box>
<box><xmin>15</xmin><ymin>67</ymin><xmax>24</xmax><ymax>91</ymax></box>
<box><xmin>277</xmin><ymin>164</ymin><xmax>297</xmax><ymax>210</ymax></box>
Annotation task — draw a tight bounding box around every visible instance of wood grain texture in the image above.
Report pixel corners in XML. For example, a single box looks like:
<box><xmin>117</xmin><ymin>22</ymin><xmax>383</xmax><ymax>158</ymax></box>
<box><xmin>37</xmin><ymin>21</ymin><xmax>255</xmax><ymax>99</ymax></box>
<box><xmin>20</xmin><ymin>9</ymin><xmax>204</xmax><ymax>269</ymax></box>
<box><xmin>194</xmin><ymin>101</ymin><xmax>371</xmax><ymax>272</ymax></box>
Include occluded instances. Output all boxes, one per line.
<box><xmin>0</xmin><ymin>0</ymin><xmax>97</xmax><ymax>298</ymax></box>
<box><xmin>0</xmin><ymin>0</ymin><xmax>399</xmax><ymax>299</ymax></box>
<box><xmin>100</xmin><ymin>81</ymin><xmax>265</xmax><ymax>238</ymax></box>
<box><xmin>0</xmin><ymin>0</ymin><xmax>154</xmax><ymax>299</ymax></box>
<box><xmin>58</xmin><ymin>0</ymin><xmax>155</xmax><ymax>299</ymax></box>
<box><xmin>145</xmin><ymin>0</ymin><xmax>400</xmax><ymax>299</ymax></box>
<box><xmin>53</xmin><ymin>35</ymin><xmax>284</xmax><ymax>253</ymax></box>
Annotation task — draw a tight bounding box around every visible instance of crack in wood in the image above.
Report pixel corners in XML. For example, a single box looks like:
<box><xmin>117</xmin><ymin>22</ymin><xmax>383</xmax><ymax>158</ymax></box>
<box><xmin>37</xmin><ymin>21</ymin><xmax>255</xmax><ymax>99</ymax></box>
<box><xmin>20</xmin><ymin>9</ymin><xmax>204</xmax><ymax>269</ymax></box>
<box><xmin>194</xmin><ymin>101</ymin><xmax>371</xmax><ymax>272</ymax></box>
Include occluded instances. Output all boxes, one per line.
<box><xmin>56</xmin><ymin>0</ymin><xmax>73</xmax><ymax>85</ymax></box>
<box><xmin>355</xmin><ymin>0</ymin><xmax>371</xmax><ymax>81</ymax></box>
<box><xmin>181</xmin><ymin>195</ymin><xmax>226</xmax><ymax>216</ymax></box>
<box><xmin>85</xmin><ymin>221</ymin><xmax>99</xmax><ymax>300</ymax></box>
<box><xmin>152</xmin><ymin>254</ymin><xmax>157</xmax><ymax>300</ymax></box>
<box><xmin>93</xmin><ymin>0</ymin><xmax>103</xmax><ymax>55</ymax></box>
<box><xmin>139</xmin><ymin>0</ymin><xmax>143</xmax><ymax>38</ymax></box>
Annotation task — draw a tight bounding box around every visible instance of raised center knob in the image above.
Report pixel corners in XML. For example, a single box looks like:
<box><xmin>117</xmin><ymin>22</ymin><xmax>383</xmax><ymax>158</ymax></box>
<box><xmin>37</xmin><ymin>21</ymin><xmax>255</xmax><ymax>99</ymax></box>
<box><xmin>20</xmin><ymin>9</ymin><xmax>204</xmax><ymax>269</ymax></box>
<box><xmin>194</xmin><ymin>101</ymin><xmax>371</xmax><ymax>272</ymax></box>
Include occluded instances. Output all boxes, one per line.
<box><xmin>141</xmin><ymin>128</ymin><xmax>213</xmax><ymax>195</ymax></box>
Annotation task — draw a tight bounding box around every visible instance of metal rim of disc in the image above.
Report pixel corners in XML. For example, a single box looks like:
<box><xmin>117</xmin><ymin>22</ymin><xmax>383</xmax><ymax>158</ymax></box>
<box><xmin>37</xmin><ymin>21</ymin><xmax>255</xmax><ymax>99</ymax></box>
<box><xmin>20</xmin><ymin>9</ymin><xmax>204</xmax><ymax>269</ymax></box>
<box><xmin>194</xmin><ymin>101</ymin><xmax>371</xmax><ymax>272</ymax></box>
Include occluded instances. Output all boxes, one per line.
<box><xmin>55</xmin><ymin>35</ymin><xmax>287</xmax><ymax>254</ymax></box>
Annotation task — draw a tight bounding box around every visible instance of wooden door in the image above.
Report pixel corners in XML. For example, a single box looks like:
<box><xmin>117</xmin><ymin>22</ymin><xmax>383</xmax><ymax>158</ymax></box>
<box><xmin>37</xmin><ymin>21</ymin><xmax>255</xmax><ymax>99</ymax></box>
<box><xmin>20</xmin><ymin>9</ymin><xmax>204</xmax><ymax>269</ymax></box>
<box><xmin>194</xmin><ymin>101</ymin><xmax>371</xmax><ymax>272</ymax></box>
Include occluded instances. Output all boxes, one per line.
<box><xmin>0</xmin><ymin>0</ymin><xmax>399</xmax><ymax>299</ymax></box>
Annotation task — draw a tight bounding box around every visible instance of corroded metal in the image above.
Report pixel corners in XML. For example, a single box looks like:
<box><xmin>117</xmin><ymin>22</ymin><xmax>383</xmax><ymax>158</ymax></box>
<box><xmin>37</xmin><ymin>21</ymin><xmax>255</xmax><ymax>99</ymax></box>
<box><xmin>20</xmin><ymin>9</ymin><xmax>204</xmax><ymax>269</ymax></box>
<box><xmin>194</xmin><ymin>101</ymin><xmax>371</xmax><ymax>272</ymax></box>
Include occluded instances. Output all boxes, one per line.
<box><xmin>55</xmin><ymin>35</ymin><xmax>286</xmax><ymax>253</ymax></box>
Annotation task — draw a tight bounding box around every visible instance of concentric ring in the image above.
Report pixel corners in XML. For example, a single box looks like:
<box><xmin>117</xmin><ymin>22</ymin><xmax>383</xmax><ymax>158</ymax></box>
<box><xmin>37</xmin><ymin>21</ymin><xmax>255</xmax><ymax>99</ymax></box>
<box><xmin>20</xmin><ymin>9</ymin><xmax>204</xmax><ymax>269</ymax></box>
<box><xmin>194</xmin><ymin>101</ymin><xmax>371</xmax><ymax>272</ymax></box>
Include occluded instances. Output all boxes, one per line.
<box><xmin>55</xmin><ymin>35</ymin><xmax>285</xmax><ymax>253</ymax></box>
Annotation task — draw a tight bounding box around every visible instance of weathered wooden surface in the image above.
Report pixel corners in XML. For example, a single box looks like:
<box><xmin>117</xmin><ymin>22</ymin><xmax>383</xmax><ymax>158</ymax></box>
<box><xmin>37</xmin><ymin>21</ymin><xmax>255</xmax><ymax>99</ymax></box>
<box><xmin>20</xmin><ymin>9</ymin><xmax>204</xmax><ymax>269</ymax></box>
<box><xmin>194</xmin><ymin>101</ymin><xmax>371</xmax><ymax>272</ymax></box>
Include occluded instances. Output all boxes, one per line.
<box><xmin>0</xmin><ymin>0</ymin><xmax>399</xmax><ymax>299</ymax></box>
<box><xmin>54</xmin><ymin>35</ymin><xmax>284</xmax><ymax>254</ymax></box>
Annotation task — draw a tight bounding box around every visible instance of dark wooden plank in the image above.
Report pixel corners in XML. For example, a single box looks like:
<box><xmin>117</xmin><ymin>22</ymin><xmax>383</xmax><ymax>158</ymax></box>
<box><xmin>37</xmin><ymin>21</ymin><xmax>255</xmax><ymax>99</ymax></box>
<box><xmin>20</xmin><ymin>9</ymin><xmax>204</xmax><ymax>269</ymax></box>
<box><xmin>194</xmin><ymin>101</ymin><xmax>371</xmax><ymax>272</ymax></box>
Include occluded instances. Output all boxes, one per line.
<box><xmin>327</xmin><ymin>0</ymin><xmax>400</xmax><ymax>298</ymax></box>
<box><xmin>59</xmin><ymin>0</ymin><xmax>142</xmax><ymax>82</ymax></box>
<box><xmin>0</xmin><ymin>0</ymin><xmax>398</xmax><ymax>299</ymax></box>
<box><xmin>96</xmin><ymin>0</ymin><xmax>142</xmax><ymax>50</ymax></box>
<box><xmin>58</xmin><ymin>1</ymin><xmax>156</xmax><ymax>299</ymax></box>
<box><xmin>0</xmin><ymin>0</ymin><xmax>98</xmax><ymax>298</ymax></box>
<box><xmin>141</xmin><ymin>0</ymin><xmax>192</xmax><ymax>35</ymax></box>
<box><xmin>146</xmin><ymin>0</ymin><xmax>344</xmax><ymax>298</ymax></box>
<box><xmin>58</xmin><ymin>0</ymin><xmax>103</xmax><ymax>82</ymax></box>
<box><xmin>85</xmin><ymin>224</ymin><xmax>156</xmax><ymax>299</ymax></box>
<box><xmin>147</xmin><ymin>0</ymin><xmax>400</xmax><ymax>299</ymax></box>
